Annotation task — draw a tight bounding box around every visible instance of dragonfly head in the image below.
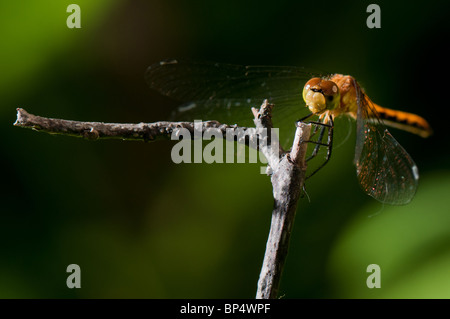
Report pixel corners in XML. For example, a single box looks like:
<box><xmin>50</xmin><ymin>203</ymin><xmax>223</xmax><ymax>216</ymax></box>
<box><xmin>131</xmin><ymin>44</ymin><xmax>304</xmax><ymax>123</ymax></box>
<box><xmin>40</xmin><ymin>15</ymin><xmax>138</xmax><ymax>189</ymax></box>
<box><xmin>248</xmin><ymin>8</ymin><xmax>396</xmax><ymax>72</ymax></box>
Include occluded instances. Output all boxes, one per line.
<box><xmin>302</xmin><ymin>78</ymin><xmax>340</xmax><ymax>114</ymax></box>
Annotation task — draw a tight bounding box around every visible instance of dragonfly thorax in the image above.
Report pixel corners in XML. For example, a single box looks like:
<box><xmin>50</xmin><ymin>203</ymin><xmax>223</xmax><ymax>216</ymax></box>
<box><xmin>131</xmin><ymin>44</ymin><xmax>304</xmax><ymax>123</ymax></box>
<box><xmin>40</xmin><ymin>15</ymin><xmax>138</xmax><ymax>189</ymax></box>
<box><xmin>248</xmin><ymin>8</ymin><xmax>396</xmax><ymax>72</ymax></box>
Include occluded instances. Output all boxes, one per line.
<box><xmin>328</xmin><ymin>74</ymin><xmax>359</xmax><ymax>117</ymax></box>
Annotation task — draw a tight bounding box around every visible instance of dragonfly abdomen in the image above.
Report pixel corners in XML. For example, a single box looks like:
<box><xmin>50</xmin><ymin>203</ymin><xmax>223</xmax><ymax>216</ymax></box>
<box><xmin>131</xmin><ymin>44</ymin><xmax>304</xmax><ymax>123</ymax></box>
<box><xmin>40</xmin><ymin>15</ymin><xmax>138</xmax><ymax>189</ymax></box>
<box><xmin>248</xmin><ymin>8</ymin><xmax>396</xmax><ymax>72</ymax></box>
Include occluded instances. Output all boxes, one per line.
<box><xmin>369</xmin><ymin>102</ymin><xmax>433</xmax><ymax>138</ymax></box>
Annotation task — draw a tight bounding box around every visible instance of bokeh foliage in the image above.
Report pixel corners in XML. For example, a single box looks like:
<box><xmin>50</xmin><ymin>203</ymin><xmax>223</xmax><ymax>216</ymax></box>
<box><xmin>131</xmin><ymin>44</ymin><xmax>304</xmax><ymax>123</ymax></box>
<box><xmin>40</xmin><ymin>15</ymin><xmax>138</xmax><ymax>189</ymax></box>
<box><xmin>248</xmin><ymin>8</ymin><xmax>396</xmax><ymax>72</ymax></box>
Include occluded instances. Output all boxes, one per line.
<box><xmin>1</xmin><ymin>0</ymin><xmax>449</xmax><ymax>298</ymax></box>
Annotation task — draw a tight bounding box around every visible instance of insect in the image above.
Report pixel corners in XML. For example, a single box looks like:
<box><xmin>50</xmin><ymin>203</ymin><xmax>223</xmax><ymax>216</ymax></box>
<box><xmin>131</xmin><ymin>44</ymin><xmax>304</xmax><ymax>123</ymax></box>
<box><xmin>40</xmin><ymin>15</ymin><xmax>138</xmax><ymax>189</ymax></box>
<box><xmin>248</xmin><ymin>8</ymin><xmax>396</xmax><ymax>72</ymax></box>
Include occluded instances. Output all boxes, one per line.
<box><xmin>145</xmin><ymin>59</ymin><xmax>432</xmax><ymax>205</ymax></box>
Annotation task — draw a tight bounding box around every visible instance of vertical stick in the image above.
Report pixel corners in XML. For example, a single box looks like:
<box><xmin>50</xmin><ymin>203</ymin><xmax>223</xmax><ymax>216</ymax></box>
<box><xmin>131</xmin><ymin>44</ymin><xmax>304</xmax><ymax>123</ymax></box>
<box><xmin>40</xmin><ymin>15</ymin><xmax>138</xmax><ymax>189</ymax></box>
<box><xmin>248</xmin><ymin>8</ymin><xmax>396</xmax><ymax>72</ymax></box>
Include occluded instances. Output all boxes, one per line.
<box><xmin>256</xmin><ymin>122</ymin><xmax>311</xmax><ymax>299</ymax></box>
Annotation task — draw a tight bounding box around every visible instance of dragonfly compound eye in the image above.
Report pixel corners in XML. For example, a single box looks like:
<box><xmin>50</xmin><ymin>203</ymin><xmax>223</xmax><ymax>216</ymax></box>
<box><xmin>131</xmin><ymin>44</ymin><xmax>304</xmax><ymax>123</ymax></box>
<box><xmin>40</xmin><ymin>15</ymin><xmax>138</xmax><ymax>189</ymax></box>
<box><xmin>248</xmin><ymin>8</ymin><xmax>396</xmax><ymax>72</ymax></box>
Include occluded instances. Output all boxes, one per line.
<box><xmin>321</xmin><ymin>80</ymin><xmax>340</xmax><ymax>111</ymax></box>
<box><xmin>303</xmin><ymin>78</ymin><xmax>340</xmax><ymax>114</ymax></box>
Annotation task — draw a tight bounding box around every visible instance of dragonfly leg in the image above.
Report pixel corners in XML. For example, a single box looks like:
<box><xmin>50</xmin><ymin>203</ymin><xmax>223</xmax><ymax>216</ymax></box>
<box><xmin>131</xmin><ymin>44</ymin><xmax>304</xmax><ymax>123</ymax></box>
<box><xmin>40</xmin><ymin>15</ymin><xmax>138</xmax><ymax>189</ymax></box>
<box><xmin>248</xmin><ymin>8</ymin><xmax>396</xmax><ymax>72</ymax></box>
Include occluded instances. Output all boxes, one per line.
<box><xmin>305</xmin><ymin>119</ymin><xmax>333</xmax><ymax>161</ymax></box>
<box><xmin>305</xmin><ymin>115</ymin><xmax>334</xmax><ymax>180</ymax></box>
<box><xmin>308</xmin><ymin>122</ymin><xmax>321</xmax><ymax>139</ymax></box>
<box><xmin>306</xmin><ymin>124</ymin><xmax>327</xmax><ymax>161</ymax></box>
<box><xmin>297</xmin><ymin>112</ymin><xmax>314</xmax><ymax>123</ymax></box>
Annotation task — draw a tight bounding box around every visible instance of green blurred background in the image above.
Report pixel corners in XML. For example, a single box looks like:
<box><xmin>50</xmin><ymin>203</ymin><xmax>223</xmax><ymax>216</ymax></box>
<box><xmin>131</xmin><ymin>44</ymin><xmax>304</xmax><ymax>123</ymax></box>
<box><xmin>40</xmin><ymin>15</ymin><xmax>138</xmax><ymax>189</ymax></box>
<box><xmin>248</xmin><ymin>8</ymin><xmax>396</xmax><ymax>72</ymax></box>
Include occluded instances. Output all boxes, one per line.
<box><xmin>1</xmin><ymin>0</ymin><xmax>449</xmax><ymax>298</ymax></box>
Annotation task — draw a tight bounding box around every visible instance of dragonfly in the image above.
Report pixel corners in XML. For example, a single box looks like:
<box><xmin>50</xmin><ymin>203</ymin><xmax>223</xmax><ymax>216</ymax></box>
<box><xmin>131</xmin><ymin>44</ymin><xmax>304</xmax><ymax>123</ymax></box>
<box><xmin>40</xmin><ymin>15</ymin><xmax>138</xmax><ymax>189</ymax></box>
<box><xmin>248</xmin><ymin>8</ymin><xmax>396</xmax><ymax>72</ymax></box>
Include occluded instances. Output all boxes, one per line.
<box><xmin>145</xmin><ymin>59</ymin><xmax>432</xmax><ymax>205</ymax></box>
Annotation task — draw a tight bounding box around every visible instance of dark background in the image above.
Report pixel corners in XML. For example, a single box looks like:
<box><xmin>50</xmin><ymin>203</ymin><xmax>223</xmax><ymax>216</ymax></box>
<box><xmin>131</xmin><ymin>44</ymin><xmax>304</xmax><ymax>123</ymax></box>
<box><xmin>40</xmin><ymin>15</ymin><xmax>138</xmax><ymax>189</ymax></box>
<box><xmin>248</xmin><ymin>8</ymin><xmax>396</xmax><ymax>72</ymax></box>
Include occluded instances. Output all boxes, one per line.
<box><xmin>1</xmin><ymin>0</ymin><xmax>449</xmax><ymax>298</ymax></box>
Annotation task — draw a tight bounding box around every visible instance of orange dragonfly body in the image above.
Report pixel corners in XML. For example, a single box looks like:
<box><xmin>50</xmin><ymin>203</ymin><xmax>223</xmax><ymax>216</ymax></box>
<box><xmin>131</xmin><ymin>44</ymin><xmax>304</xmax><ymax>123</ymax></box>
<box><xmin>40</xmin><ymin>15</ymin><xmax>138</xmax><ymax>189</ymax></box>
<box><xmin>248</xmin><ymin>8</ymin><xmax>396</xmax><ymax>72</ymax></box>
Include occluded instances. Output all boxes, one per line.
<box><xmin>302</xmin><ymin>74</ymin><xmax>432</xmax><ymax>204</ymax></box>
<box><xmin>303</xmin><ymin>74</ymin><xmax>432</xmax><ymax>138</ymax></box>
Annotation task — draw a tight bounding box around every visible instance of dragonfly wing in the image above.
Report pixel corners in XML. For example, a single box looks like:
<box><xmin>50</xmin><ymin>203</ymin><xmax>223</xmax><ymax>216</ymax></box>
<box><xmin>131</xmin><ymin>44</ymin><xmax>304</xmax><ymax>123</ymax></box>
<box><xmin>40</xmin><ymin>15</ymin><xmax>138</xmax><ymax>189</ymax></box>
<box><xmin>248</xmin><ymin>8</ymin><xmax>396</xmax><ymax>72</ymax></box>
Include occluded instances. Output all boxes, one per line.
<box><xmin>146</xmin><ymin>59</ymin><xmax>320</xmax><ymax>147</ymax></box>
<box><xmin>145</xmin><ymin>59</ymin><xmax>321</xmax><ymax>102</ymax></box>
<box><xmin>354</xmin><ymin>85</ymin><xmax>419</xmax><ymax>205</ymax></box>
<box><xmin>168</xmin><ymin>94</ymin><xmax>307</xmax><ymax>148</ymax></box>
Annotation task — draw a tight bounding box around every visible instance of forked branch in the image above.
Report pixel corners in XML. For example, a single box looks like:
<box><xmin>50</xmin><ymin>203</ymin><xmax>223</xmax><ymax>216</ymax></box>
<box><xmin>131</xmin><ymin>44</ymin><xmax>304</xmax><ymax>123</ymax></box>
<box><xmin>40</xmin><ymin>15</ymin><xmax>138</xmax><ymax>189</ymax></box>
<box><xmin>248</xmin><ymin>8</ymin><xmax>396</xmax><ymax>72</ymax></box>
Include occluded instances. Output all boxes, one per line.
<box><xmin>14</xmin><ymin>101</ymin><xmax>311</xmax><ymax>299</ymax></box>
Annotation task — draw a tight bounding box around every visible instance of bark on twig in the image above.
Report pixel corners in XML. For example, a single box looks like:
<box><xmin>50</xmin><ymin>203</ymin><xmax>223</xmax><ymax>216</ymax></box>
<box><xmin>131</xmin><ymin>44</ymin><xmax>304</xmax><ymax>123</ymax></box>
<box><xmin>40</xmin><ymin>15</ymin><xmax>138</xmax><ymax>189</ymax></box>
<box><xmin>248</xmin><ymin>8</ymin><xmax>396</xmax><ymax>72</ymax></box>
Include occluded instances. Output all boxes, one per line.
<box><xmin>13</xmin><ymin>108</ymin><xmax>254</xmax><ymax>145</ymax></box>
<box><xmin>14</xmin><ymin>102</ymin><xmax>311</xmax><ymax>299</ymax></box>
<box><xmin>255</xmin><ymin>118</ymin><xmax>311</xmax><ymax>299</ymax></box>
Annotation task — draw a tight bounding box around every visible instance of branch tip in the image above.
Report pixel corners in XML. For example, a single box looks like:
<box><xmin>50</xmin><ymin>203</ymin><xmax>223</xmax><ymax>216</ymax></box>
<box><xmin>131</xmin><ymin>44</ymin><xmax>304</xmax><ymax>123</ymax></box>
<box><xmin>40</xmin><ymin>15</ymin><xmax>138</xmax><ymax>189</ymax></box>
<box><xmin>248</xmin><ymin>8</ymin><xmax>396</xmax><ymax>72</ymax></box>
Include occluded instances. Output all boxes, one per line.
<box><xmin>290</xmin><ymin>122</ymin><xmax>311</xmax><ymax>167</ymax></box>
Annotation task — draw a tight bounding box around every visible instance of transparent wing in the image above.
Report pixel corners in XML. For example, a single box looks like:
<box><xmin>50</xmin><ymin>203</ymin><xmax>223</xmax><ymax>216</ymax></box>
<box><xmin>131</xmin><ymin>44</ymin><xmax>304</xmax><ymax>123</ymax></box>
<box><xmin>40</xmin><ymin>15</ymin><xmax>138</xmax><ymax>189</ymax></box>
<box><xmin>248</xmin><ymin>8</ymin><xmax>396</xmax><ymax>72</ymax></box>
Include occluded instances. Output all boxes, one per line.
<box><xmin>145</xmin><ymin>59</ymin><xmax>322</xmax><ymax>103</ymax></box>
<box><xmin>145</xmin><ymin>60</ymin><xmax>325</xmax><ymax>147</ymax></box>
<box><xmin>353</xmin><ymin>83</ymin><xmax>419</xmax><ymax>205</ymax></box>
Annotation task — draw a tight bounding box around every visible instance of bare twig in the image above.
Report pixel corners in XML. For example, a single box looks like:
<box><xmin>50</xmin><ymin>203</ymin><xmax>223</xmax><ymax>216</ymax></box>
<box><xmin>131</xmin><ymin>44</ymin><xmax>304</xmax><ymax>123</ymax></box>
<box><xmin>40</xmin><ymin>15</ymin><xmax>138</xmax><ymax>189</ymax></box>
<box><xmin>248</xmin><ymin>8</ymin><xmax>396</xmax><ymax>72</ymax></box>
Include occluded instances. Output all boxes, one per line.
<box><xmin>13</xmin><ymin>108</ymin><xmax>254</xmax><ymax>144</ymax></box>
<box><xmin>14</xmin><ymin>102</ymin><xmax>311</xmax><ymax>299</ymax></box>
<box><xmin>255</xmin><ymin>119</ymin><xmax>311</xmax><ymax>299</ymax></box>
